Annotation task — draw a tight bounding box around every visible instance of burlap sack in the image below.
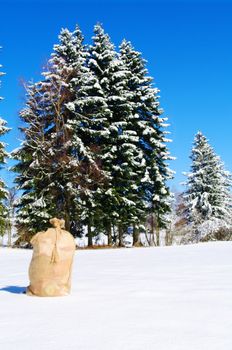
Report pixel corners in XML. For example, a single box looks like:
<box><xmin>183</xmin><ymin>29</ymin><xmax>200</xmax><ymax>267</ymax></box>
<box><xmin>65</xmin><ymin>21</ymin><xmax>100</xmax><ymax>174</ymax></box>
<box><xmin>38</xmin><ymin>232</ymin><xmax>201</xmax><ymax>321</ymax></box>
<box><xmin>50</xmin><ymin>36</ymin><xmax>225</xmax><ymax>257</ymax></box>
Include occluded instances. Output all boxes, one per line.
<box><xmin>26</xmin><ymin>218</ymin><xmax>76</xmax><ymax>297</ymax></box>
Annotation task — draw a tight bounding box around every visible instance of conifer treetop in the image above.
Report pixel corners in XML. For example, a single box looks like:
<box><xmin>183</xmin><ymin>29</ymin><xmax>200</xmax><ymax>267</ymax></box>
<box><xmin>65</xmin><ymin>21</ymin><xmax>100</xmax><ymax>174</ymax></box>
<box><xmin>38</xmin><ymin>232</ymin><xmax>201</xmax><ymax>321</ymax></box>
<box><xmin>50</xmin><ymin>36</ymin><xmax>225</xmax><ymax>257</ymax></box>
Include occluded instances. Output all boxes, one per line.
<box><xmin>183</xmin><ymin>131</ymin><xmax>232</xmax><ymax>226</ymax></box>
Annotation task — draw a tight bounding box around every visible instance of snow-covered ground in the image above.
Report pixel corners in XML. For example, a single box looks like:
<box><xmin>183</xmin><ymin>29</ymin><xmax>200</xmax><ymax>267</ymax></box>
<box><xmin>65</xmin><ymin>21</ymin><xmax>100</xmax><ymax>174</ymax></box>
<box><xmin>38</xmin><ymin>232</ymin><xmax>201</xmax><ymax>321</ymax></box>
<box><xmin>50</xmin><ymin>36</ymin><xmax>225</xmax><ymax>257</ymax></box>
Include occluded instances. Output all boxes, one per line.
<box><xmin>1</xmin><ymin>242</ymin><xmax>232</xmax><ymax>350</ymax></box>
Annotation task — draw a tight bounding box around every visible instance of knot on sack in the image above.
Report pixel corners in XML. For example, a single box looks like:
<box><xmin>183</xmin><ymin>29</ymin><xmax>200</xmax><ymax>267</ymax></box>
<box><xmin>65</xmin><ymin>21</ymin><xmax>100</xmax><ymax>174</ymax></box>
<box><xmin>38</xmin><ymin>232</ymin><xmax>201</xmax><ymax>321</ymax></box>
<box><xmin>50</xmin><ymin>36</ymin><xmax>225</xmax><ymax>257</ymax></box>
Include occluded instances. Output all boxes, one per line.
<box><xmin>49</xmin><ymin>218</ymin><xmax>65</xmax><ymax>263</ymax></box>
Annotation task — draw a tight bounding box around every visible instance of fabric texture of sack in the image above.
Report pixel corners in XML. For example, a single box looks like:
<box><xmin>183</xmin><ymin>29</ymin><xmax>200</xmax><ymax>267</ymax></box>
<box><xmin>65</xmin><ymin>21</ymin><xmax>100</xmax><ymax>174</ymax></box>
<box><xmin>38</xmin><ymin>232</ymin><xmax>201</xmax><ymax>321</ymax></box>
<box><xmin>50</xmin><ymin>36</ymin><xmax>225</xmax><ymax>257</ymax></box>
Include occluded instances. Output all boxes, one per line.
<box><xmin>27</xmin><ymin>218</ymin><xmax>76</xmax><ymax>297</ymax></box>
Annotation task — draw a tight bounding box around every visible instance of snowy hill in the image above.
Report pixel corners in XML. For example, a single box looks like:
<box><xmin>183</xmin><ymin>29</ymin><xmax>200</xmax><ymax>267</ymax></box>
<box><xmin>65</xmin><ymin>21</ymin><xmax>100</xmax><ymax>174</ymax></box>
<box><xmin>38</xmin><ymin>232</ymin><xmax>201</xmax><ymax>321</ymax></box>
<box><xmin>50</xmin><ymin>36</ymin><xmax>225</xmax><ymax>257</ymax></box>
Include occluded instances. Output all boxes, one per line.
<box><xmin>1</xmin><ymin>242</ymin><xmax>232</xmax><ymax>350</ymax></box>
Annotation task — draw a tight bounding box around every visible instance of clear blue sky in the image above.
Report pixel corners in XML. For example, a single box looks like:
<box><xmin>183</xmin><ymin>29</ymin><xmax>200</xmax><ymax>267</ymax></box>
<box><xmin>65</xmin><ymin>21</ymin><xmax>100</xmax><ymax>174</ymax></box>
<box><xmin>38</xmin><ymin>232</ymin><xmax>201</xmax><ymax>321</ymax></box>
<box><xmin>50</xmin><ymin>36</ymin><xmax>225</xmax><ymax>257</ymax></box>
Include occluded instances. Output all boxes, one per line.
<box><xmin>0</xmin><ymin>0</ymin><xmax>232</xmax><ymax>190</ymax></box>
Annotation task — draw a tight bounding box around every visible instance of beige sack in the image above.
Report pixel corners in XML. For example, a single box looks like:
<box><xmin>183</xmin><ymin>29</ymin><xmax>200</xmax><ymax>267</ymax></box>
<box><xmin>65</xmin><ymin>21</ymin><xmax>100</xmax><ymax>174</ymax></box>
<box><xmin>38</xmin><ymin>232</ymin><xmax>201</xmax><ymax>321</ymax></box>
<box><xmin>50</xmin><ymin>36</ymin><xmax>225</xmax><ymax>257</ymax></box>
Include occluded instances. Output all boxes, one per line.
<box><xmin>27</xmin><ymin>218</ymin><xmax>76</xmax><ymax>297</ymax></box>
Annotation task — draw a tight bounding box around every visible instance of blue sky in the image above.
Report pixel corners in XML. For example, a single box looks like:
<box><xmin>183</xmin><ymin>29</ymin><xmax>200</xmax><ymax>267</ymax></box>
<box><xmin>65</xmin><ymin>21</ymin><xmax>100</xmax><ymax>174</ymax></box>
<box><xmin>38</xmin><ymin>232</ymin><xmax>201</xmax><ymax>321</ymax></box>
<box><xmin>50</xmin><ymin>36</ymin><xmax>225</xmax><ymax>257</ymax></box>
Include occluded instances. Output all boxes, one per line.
<box><xmin>0</xmin><ymin>0</ymin><xmax>232</xmax><ymax>190</ymax></box>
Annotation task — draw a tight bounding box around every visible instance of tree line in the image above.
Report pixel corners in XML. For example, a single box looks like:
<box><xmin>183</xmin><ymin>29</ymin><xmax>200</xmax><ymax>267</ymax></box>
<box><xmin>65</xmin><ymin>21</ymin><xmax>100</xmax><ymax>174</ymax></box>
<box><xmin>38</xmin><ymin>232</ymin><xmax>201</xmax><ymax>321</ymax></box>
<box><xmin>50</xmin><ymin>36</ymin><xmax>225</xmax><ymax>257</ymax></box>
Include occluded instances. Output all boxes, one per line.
<box><xmin>0</xmin><ymin>25</ymin><xmax>231</xmax><ymax>247</ymax></box>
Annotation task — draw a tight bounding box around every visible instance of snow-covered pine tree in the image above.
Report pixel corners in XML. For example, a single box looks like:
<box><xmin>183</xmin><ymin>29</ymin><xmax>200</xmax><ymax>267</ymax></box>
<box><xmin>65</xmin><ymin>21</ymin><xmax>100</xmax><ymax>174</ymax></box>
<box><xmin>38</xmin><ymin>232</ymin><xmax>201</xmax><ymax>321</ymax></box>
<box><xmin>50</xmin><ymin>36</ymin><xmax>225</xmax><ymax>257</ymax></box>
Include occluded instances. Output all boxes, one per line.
<box><xmin>13</xmin><ymin>26</ymin><xmax>95</xmax><ymax>239</ymax></box>
<box><xmin>12</xmin><ymin>81</ymin><xmax>56</xmax><ymax>240</ymax></box>
<box><xmin>0</xmin><ymin>57</ymin><xmax>10</xmax><ymax>236</ymax></box>
<box><xmin>65</xmin><ymin>33</ymin><xmax>113</xmax><ymax>246</ymax></box>
<box><xmin>88</xmin><ymin>24</ymin><xmax>146</xmax><ymax>246</ymax></box>
<box><xmin>39</xmin><ymin>26</ymin><xmax>91</xmax><ymax>233</ymax></box>
<box><xmin>119</xmin><ymin>40</ymin><xmax>173</xmax><ymax>246</ymax></box>
<box><xmin>182</xmin><ymin>131</ymin><xmax>232</xmax><ymax>242</ymax></box>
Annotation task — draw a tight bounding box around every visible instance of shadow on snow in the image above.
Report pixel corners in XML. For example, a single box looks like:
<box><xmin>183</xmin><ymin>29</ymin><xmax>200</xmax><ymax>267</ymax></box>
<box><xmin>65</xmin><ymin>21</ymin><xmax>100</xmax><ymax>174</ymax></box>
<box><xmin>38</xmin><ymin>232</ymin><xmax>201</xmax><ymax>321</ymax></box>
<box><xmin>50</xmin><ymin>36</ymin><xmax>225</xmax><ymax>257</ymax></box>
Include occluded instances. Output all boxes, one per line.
<box><xmin>0</xmin><ymin>286</ymin><xmax>27</xmax><ymax>294</ymax></box>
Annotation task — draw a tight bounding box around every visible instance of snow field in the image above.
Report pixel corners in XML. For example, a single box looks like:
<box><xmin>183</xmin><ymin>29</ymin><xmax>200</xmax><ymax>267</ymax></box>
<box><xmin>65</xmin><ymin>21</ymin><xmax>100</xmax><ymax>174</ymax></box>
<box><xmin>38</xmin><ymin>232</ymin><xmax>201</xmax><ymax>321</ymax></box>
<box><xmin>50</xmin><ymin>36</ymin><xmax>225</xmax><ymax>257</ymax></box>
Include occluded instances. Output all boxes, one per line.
<box><xmin>1</xmin><ymin>242</ymin><xmax>232</xmax><ymax>350</ymax></box>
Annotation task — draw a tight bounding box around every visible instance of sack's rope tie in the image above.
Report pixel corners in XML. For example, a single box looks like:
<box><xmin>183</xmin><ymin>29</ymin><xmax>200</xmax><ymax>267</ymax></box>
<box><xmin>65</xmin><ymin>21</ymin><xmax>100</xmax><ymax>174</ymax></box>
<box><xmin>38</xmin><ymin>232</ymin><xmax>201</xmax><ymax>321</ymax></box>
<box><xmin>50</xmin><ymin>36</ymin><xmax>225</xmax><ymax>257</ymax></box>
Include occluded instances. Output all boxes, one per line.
<box><xmin>50</xmin><ymin>226</ymin><xmax>61</xmax><ymax>264</ymax></box>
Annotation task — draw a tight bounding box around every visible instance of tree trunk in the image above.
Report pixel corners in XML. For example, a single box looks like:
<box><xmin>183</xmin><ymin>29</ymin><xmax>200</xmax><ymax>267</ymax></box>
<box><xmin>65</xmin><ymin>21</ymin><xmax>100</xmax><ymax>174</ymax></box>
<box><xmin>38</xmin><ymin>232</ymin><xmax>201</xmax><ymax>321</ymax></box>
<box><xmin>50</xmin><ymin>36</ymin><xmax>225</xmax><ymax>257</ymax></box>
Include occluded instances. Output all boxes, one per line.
<box><xmin>64</xmin><ymin>210</ymin><xmax>71</xmax><ymax>232</ymax></box>
<box><xmin>118</xmin><ymin>224</ymin><xmax>124</xmax><ymax>247</ymax></box>
<box><xmin>7</xmin><ymin>222</ymin><xmax>12</xmax><ymax>247</ymax></box>
<box><xmin>106</xmin><ymin>221</ymin><xmax>112</xmax><ymax>246</ymax></box>
<box><xmin>87</xmin><ymin>220</ymin><xmax>93</xmax><ymax>247</ymax></box>
<box><xmin>150</xmin><ymin>214</ymin><xmax>155</xmax><ymax>246</ymax></box>
<box><xmin>133</xmin><ymin>223</ymin><xmax>140</xmax><ymax>246</ymax></box>
<box><xmin>64</xmin><ymin>195</ymin><xmax>71</xmax><ymax>232</ymax></box>
<box><xmin>112</xmin><ymin>225</ymin><xmax>117</xmax><ymax>245</ymax></box>
<box><xmin>156</xmin><ymin>227</ymin><xmax>160</xmax><ymax>246</ymax></box>
<box><xmin>154</xmin><ymin>213</ymin><xmax>160</xmax><ymax>246</ymax></box>
<box><xmin>165</xmin><ymin>225</ymin><xmax>173</xmax><ymax>246</ymax></box>
<box><xmin>165</xmin><ymin>229</ymin><xmax>169</xmax><ymax>246</ymax></box>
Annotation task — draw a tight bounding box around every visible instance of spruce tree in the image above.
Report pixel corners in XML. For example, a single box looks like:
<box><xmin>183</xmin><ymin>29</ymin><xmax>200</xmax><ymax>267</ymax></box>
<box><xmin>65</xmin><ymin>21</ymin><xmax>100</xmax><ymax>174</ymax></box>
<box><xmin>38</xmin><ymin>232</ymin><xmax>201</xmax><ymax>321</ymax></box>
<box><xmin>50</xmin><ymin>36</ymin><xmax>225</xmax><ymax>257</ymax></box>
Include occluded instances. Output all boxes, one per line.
<box><xmin>119</xmin><ymin>40</ymin><xmax>173</xmax><ymax>245</ymax></box>
<box><xmin>39</xmin><ymin>26</ymin><xmax>90</xmax><ymax>232</ymax></box>
<box><xmin>65</xmin><ymin>31</ymin><xmax>112</xmax><ymax>246</ymax></box>
<box><xmin>88</xmin><ymin>25</ymin><xmax>146</xmax><ymax>246</ymax></box>
<box><xmin>12</xmin><ymin>81</ymin><xmax>56</xmax><ymax>239</ymax></box>
<box><xmin>13</xmin><ymin>27</ymin><xmax>91</xmax><ymax>238</ymax></box>
<box><xmin>182</xmin><ymin>131</ymin><xmax>232</xmax><ymax>242</ymax></box>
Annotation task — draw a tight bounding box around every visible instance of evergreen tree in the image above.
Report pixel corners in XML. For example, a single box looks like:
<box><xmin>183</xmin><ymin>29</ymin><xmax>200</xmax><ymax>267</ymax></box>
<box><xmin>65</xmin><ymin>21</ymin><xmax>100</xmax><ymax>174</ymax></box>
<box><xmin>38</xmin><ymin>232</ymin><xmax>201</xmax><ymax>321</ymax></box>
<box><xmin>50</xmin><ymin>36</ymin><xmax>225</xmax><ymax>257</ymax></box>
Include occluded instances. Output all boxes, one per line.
<box><xmin>12</xmin><ymin>81</ymin><xmax>56</xmax><ymax>239</ymax></box>
<box><xmin>13</xmin><ymin>27</ymin><xmax>93</xmax><ymax>238</ymax></box>
<box><xmin>65</xmin><ymin>30</ymin><xmax>112</xmax><ymax>246</ymax></box>
<box><xmin>119</xmin><ymin>40</ymin><xmax>173</xmax><ymax>245</ymax></box>
<box><xmin>39</xmin><ymin>26</ymin><xmax>91</xmax><ymax>232</ymax></box>
<box><xmin>182</xmin><ymin>131</ymin><xmax>232</xmax><ymax>242</ymax></box>
<box><xmin>88</xmin><ymin>25</ymin><xmax>146</xmax><ymax>246</ymax></box>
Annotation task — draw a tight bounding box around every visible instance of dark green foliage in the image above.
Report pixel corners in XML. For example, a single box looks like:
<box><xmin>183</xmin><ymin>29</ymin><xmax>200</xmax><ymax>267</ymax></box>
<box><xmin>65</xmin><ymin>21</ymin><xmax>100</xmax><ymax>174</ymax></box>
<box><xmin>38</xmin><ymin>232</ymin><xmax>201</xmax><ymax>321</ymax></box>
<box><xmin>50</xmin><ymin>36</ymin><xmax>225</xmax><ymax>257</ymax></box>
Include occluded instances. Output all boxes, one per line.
<box><xmin>13</xmin><ymin>25</ymin><xmax>173</xmax><ymax>246</ymax></box>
